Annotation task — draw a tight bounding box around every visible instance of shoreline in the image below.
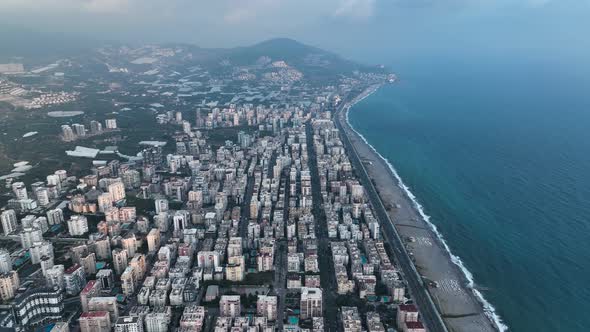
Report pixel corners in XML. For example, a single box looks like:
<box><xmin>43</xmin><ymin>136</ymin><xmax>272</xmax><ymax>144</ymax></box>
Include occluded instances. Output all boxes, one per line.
<box><xmin>339</xmin><ymin>84</ymin><xmax>507</xmax><ymax>332</ymax></box>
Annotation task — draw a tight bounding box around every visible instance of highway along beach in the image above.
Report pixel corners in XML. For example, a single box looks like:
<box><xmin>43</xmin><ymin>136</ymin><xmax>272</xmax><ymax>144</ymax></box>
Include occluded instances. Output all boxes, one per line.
<box><xmin>335</xmin><ymin>85</ymin><xmax>503</xmax><ymax>332</ymax></box>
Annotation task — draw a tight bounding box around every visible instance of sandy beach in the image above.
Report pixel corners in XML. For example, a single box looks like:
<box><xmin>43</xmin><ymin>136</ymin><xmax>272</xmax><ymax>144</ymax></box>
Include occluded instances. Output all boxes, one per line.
<box><xmin>337</xmin><ymin>86</ymin><xmax>500</xmax><ymax>332</ymax></box>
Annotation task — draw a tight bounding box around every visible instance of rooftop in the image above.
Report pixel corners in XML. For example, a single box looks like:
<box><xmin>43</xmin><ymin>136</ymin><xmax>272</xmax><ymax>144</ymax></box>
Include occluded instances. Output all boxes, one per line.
<box><xmin>80</xmin><ymin>311</ymin><xmax>109</xmax><ymax>318</ymax></box>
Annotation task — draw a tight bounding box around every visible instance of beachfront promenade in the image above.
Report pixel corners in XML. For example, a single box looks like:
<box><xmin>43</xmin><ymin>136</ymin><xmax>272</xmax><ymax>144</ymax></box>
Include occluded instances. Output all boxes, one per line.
<box><xmin>334</xmin><ymin>87</ymin><xmax>498</xmax><ymax>332</ymax></box>
<box><xmin>333</xmin><ymin>91</ymin><xmax>448</xmax><ymax>332</ymax></box>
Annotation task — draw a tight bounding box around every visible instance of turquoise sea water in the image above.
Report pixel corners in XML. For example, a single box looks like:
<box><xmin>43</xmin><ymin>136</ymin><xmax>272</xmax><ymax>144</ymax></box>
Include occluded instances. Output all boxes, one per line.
<box><xmin>348</xmin><ymin>56</ymin><xmax>590</xmax><ymax>332</ymax></box>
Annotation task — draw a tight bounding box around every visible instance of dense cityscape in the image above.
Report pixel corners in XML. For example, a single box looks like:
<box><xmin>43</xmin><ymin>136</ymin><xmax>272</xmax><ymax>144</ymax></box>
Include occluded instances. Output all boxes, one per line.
<box><xmin>2</xmin><ymin>0</ymin><xmax>588</xmax><ymax>329</ymax></box>
<box><xmin>0</xmin><ymin>40</ymin><xmax>439</xmax><ymax>332</ymax></box>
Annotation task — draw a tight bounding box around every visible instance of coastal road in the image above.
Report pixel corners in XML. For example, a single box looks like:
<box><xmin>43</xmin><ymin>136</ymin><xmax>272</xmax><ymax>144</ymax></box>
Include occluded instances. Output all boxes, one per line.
<box><xmin>333</xmin><ymin>91</ymin><xmax>449</xmax><ymax>332</ymax></box>
<box><xmin>335</xmin><ymin>88</ymin><xmax>498</xmax><ymax>332</ymax></box>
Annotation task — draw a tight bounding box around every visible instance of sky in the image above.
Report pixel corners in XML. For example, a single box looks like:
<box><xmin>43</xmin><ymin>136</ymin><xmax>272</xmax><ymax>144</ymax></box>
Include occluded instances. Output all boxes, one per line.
<box><xmin>1</xmin><ymin>0</ymin><xmax>589</xmax><ymax>63</ymax></box>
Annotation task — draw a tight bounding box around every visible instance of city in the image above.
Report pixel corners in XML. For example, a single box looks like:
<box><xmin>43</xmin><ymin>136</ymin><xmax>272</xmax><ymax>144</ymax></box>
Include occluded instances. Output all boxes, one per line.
<box><xmin>2</xmin><ymin>0</ymin><xmax>586</xmax><ymax>331</ymax></box>
<box><xmin>0</xmin><ymin>40</ymin><xmax>430</xmax><ymax>332</ymax></box>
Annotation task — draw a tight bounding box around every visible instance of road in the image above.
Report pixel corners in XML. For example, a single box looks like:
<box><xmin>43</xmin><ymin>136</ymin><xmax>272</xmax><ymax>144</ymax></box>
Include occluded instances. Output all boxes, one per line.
<box><xmin>0</xmin><ymin>234</ymin><xmax>87</xmax><ymax>243</ymax></box>
<box><xmin>273</xmin><ymin>239</ymin><xmax>287</xmax><ymax>330</ymax></box>
<box><xmin>274</xmin><ymin>159</ymin><xmax>291</xmax><ymax>330</ymax></box>
<box><xmin>239</xmin><ymin>157</ymin><xmax>256</xmax><ymax>240</ymax></box>
<box><xmin>306</xmin><ymin>123</ymin><xmax>340</xmax><ymax>332</ymax></box>
<box><xmin>333</xmin><ymin>91</ymin><xmax>449</xmax><ymax>332</ymax></box>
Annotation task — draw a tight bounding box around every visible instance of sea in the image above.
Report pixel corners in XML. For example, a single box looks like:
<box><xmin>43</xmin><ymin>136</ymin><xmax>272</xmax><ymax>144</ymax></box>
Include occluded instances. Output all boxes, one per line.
<box><xmin>348</xmin><ymin>54</ymin><xmax>590</xmax><ymax>332</ymax></box>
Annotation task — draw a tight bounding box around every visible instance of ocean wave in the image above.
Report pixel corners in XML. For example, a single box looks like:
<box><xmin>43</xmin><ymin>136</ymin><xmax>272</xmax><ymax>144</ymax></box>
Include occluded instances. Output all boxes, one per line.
<box><xmin>344</xmin><ymin>87</ymin><xmax>508</xmax><ymax>332</ymax></box>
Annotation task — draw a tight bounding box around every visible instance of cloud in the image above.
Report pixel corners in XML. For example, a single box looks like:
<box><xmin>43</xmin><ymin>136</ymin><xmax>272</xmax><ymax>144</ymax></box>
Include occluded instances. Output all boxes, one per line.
<box><xmin>0</xmin><ymin>0</ymin><xmax>379</xmax><ymax>22</ymax></box>
<box><xmin>81</xmin><ymin>0</ymin><xmax>131</xmax><ymax>13</ymax></box>
<box><xmin>222</xmin><ymin>0</ymin><xmax>282</xmax><ymax>24</ymax></box>
<box><xmin>1</xmin><ymin>0</ymin><xmax>579</xmax><ymax>50</ymax></box>
<box><xmin>334</xmin><ymin>0</ymin><xmax>377</xmax><ymax>19</ymax></box>
<box><xmin>221</xmin><ymin>0</ymin><xmax>378</xmax><ymax>24</ymax></box>
<box><xmin>223</xmin><ymin>8</ymin><xmax>254</xmax><ymax>24</ymax></box>
<box><xmin>0</xmin><ymin>0</ymin><xmax>132</xmax><ymax>14</ymax></box>
<box><xmin>525</xmin><ymin>0</ymin><xmax>553</xmax><ymax>7</ymax></box>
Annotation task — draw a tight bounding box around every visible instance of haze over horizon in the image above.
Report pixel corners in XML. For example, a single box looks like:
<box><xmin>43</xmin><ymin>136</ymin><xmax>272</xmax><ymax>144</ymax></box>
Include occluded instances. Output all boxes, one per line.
<box><xmin>1</xmin><ymin>2</ymin><xmax>589</xmax><ymax>332</ymax></box>
<box><xmin>1</xmin><ymin>0</ymin><xmax>590</xmax><ymax>63</ymax></box>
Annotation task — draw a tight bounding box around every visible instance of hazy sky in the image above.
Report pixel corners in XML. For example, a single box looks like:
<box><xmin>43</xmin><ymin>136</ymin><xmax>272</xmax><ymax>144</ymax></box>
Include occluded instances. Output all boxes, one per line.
<box><xmin>1</xmin><ymin>0</ymin><xmax>589</xmax><ymax>62</ymax></box>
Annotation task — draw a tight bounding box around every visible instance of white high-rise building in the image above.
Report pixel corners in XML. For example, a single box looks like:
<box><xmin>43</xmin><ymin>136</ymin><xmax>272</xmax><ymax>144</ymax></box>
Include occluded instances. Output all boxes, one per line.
<box><xmin>20</xmin><ymin>215</ymin><xmax>36</xmax><ymax>228</ymax></box>
<box><xmin>1</xmin><ymin>209</ymin><xmax>18</xmax><ymax>235</ymax></box>
<box><xmin>144</xmin><ymin>307</ymin><xmax>171</xmax><ymax>332</ymax></box>
<box><xmin>114</xmin><ymin>316</ymin><xmax>144</xmax><ymax>332</ymax></box>
<box><xmin>72</xmin><ymin>123</ymin><xmax>86</xmax><ymax>137</ymax></box>
<box><xmin>300</xmin><ymin>287</ymin><xmax>323</xmax><ymax>319</ymax></box>
<box><xmin>257</xmin><ymin>295</ymin><xmax>278</xmax><ymax>321</ymax></box>
<box><xmin>172</xmin><ymin>211</ymin><xmax>189</xmax><ymax>233</ymax></box>
<box><xmin>0</xmin><ymin>271</ymin><xmax>20</xmax><ymax>301</ymax></box>
<box><xmin>108</xmin><ymin>181</ymin><xmax>126</xmax><ymax>202</ymax></box>
<box><xmin>122</xmin><ymin>234</ymin><xmax>137</xmax><ymax>257</ymax></box>
<box><xmin>12</xmin><ymin>182</ymin><xmax>28</xmax><ymax>200</ymax></box>
<box><xmin>0</xmin><ymin>249</ymin><xmax>11</xmax><ymax>274</ymax></box>
<box><xmin>154</xmin><ymin>212</ymin><xmax>169</xmax><ymax>232</ymax></box>
<box><xmin>105</xmin><ymin>119</ymin><xmax>117</xmax><ymax>129</ymax></box>
<box><xmin>182</xmin><ymin>120</ymin><xmax>191</xmax><ymax>134</ymax></box>
<box><xmin>45</xmin><ymin>264</ymin><xmax>65</xmax><ymax>288</ymax></box>
<box><xmin>147</xmin><ymin>229</ymin><xmax>161</xmax><ymax>252</ymax></box>
<box><xmin>67</xmin><ymin>215</ymin><xmax>89</xmax><ymax>236</ymax></box>
<box><xmin>90</xmin><ymin>120</ymin><xmax>103</xmax><ymax>134</ymax></box>
<box><xmin>154</xmin><ymin>198</ymin><xmax>169</xmax><ymax>214</ymax></box>
<box><xmin>79</xmin><ymin>311</ymin><xmax>111</xmax><ymax>332</ymax></box>
<box><xmin>227</xmin><ymin>237</ymin><xmax>243</xmax><ymax>258</ymax></box>
<box><xmin>121</xmin><ymin>267</ymin><xmax>136</xmax><ymax>296</ymax></box>
<box><xmin>122</xmin><ymin>170</ymin><xmax>141</xmax><ymax>189</ymax></box>
<box><xmin>61</xmin><ymin>125</ymin><xmax>76</xmax><ymax>141</ymax></box>
<box><xmin>87</xmin><ymin>296</ymin><xmax>119</xmax><ymax>322</ymax></box>
<box><xmin>112</xmin><ymin>249</ymin><xmax>129</xmax><ymax>275</ymax></box>
<box><xmin>197</xmin><ymin>251</ymin><xmax>220</xmax><ymax>269</ymax></box>
<box><xmin>47</xmin><ymin>208</ymin><xmax>64</xmax><ymax>226</ymax></box>
<box><xmin>64</xmin><ymin>264</ymin><xmax>86</xmax><ymax>295</ymax></box>
<box><xmin>20</xmin><ymin>227</ymin><xmax>43</xmax><ymax>249</ymax></box>
<box><xmin>220</xmin><ymin>295</ymin><xmax>241</xmax><ymax>317</ymax></box>
<box><xmin>179</xmin><ymin>305</ymin><xmax>205</xmax><ymax>331</ymax></box>
<box><xmin>47</xmin><ymin>174</ymin><xmax>62</xmax><ymax>192</ymax></box>
<box><xmin>40</xmin><ymin>255</ymin><xmax>55</xmax><ymax>276</ymax></box>
<box><xmin>97</xmin><ymin>193</ymin><xmax>112</xmax><ymax>212</ymax></box>
<box><xmin>35</xmin><ymin>187</ymin><xmax>51</xmax><ymax>206</ymax></box>
<box><xmin>30</xmin><ymin>241</ymin><xmax>54</xmax><ymax>264</ymax></box>
<box><xmin>54</xmin><ymin>170</ymin><xmax>67</xmax><ymax>181</ymax></box>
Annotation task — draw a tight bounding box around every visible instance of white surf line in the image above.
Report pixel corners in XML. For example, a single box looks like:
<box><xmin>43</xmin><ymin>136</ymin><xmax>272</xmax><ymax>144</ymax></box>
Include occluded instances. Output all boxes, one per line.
<box><xmin>345</xmin><ymin>85</ymin><xmax>508</xmax><ymax>332</ymax></box>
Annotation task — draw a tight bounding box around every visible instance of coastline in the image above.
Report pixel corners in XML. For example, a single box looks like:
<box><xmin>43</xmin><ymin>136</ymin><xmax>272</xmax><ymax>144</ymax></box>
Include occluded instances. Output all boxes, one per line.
<box><xmin>339</xmin><ymin>84</ymin><xmax>506</xmax><ymax>332</ymax></box>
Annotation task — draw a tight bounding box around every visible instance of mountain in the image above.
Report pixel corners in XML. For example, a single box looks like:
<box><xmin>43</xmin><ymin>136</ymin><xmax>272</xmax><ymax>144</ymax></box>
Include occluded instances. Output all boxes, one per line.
<box><xmin>225</xmin><ymin>38</ymin><xmax>377</xmax><ymax>72</ymax></box>
<box><xmin>229</xmin><ymin>38</ymin><xmax>336</xmax><ymax>62</ymax></box>
<box><xmin>0</xmin><ymin>28</ymin><xmax>386</xmax><ymax>79</ymax></box>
